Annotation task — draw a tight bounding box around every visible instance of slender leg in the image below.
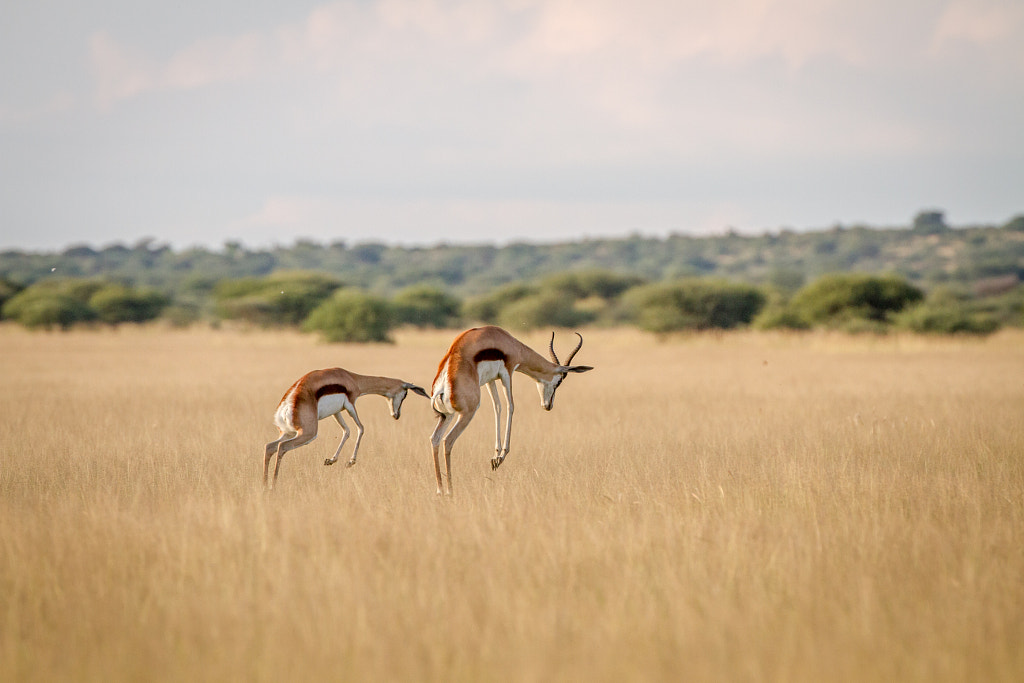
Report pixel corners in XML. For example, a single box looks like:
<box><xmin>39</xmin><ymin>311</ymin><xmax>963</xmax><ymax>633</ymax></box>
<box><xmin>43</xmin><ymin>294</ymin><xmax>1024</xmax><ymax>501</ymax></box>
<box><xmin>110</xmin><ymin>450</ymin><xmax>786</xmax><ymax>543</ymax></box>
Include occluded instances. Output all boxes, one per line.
<box><xmin>492</xmin><ymin>376</ymin><xmax>514</xmax><ymax>470</ymax></box>
<box><xmin>486</xmin><ymin>381</ymin><xmax>503</xmax><ymax>466</ymax></box>
<box><xmin>264</xmin><ymin>430</ymin><xmax>293</xmax><ymax>485</ymax></box>
<box><xmin>324</xmin><ymin>413</ymin><xmax>351</xmax><ymax>466</ymax></box>
<box><xmin>430</xmin><ymin>414</ymin><xmax>453</xmax><ymax>494</ymax></box>
<box><xmin>270</xmin><ymin>429</ymin><xmax>317</xmax><ymax>488</ymax></box>
<box><xmin>442</xmin><ymin>410</ymin><xmax>476</xmax><ymax>496</ymax></box>
<box><xmin>345</xmin><ymin>404</ymin><xmax>365</xmax><ymax>467</ymax></box>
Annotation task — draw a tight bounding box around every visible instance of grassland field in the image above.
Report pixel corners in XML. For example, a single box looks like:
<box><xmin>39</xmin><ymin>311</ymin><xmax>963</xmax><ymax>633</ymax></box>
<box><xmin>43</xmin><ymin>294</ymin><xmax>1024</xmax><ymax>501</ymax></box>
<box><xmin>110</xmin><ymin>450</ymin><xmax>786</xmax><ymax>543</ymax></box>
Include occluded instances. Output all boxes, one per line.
<box><xmin>1</xmin><ymin>324</ymin><xmax>1023</xmax><ymax>682</ymax></box>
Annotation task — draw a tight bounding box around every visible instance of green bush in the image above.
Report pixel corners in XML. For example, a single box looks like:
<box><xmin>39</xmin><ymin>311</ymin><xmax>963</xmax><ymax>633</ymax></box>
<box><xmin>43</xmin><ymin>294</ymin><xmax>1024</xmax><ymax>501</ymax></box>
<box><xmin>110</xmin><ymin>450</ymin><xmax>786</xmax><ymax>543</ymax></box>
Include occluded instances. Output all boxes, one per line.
<box><xmin>972</xmin><ymin>284</ymin><xmax>1024</xmax><ymax>328</ymax></box>
<box><xmin>89</xmin><ymin>284</ymin><xmax>169</xmax><ymax>324</ymax></box>
<box><xmin>0</xmin><ymin>278</ymin><xmax>24</xmax><ymax>316</ymax></box>
<box><xmin>392</xmin><ymin>285</ymin><xmax>462</xmax><ymax>328</ymax></box>
<box><xmin>464</xmin><ymin>272</ymin><xmax>640</xmax><ymax>329</ymax></box>
<box><xmin>619</xmin><ymin>279</ymin><xmax>766</xmax><ymax>333</ymax></box>
<box><xmin>1</xmin><ymin>278</ymin><xmax>174</xmax><ymax>329</ymax></box>
<box><xmin>789</xmin><ymin>274</ymin><xmax>923</xmax><ymax>327</ymax></box>
<box><xmin>542</xmin><ymin>269</ymin><xmax>647</xmax><ymax>300</ymax></box>
<box><xmin>57</xmin><ymin>279</ymin><xmax>108</xmax><ymax>302</ymax></box>
<box><xmin>1</xmin><ymin>279</ymin><xmax>110</xmax><ymax>329</ymax></box>
<box><xmin>894</xmin><ymin>288</ymin><xmax>999</xmax><ymax>335</ymax></box>
<box><xmin>752</xmin><ymin>304</ymin><xmax>811</xmax><ymax>331</ymax></box>
<box><xmin>303</xmin><ymin>289</ymin><xmax>394</xmax><ymax>343</ymax></box>
<box><xmin>896</xmin><ymin>304</ymin><xmax>998</xmax><ymax>335</ymax></box>
<box><xmin>497</xmin><ymin>291</ymin><xmax>594</xmax><ymax>331</ymax></box>
<box><xmin>214</xmin><ymin>271</ymin><xmax>342</xmax><ymax>326</ymax></box>
<box><xmin>2</xmin><ymin>289</ymin><xmax>95</xmax><ymax>329</ymax></box>
<box><xmin>1003</xmin><ymin>215</ymin><xmax>1024</xmax><ymax>232</ymax></box>
<box><xmin>463</xmin><ymin>283</ymin><xmax>537</xmax><ymax>324</ymax></box>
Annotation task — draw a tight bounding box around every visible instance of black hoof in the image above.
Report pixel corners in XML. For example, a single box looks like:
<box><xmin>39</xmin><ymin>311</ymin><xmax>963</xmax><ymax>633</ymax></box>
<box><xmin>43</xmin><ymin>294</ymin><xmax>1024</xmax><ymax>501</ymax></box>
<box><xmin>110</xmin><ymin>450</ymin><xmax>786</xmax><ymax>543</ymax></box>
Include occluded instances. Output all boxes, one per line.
<box><xmin>324</xmin><ymin>459</ymin><xmax>335</xmax><ymax>466</ymax></box>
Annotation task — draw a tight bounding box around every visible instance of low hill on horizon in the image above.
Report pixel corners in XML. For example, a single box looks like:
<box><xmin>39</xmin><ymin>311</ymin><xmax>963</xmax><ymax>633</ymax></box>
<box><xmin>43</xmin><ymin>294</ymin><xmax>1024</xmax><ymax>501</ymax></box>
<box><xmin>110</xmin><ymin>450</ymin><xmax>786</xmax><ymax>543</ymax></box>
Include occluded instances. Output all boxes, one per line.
<box><xmin>2</xmin><ymin>210</ymin><xmax>1022</xmax><ymax>297</ymax></box>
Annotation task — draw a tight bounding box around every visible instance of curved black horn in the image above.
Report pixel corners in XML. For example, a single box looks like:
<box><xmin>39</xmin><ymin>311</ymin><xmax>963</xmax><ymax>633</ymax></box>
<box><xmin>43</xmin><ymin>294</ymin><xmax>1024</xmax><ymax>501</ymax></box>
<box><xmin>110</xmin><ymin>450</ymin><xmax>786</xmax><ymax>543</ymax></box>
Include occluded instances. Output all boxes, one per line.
<box><xmin>548</xmin><ymin>331</ymin><xmax>560</xmax><ymax>365</ymax></box>
<box><xmin>564</xmin><ymin>332</ymin><xmax>584</xmax><ymax>366</ymax></box>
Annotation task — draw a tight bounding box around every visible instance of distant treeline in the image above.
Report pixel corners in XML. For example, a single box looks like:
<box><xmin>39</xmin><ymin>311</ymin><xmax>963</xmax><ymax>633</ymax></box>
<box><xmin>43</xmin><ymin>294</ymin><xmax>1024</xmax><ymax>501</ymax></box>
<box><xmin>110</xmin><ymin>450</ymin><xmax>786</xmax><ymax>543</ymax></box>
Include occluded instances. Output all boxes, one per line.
<box><xmin>1</xmin><ymin>211</ymin><xmax>1022</xmax><ymax>339</ymax></box>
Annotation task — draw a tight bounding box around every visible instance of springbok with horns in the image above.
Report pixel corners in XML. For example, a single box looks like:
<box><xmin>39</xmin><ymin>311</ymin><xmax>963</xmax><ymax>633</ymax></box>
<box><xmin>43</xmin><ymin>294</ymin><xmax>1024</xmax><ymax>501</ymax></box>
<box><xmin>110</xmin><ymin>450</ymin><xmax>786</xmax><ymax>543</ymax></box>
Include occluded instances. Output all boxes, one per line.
<box><xmin>264</xmin><ymin>368</ymin><xmax>428</xmax><ymax>488</ymax></box>
<box><xmin>429</xmin><ymin>326</ymin><xmax>593</xmax><ymax>495</ymax></box>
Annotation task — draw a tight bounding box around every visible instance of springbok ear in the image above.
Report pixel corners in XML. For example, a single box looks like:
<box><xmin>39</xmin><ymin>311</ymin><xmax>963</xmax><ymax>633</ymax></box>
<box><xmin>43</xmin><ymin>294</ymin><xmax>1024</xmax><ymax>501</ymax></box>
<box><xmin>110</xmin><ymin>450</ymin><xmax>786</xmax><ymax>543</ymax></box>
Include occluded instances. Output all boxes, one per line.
<box><xmin>567</xmin><ymin>365</ymin><xmax>594</xmax><ymax>373</ymax></box>
<box><xmin>406</xmin><ymin>384</ymin><xmax>429</xmax><ymax>397</ymax></box>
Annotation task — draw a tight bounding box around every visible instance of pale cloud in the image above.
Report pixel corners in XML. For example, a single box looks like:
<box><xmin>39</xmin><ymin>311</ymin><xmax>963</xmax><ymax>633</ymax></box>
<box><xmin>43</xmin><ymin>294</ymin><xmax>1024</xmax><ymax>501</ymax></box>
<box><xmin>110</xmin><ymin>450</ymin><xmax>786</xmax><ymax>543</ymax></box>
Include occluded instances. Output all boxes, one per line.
<box><xmin>162</xmin><ymin>32</ymin><xmax>270</xmax><ymax>91</ymax></box>
<box><xmin>72</xmin><ymin>0</ymin><xmax>1024</xmax><ymax>166</ymax></box>
<box><xmin>507</xmin><ymin>0</ymin><xmax>904</xmax><ymax>71</ymax></box>
<box><xmin>6</xmin><ymin>0</ymin><xmax>1021</xmax><ymax>250</ymax></box>
<box><xmin>275</xmin><ymin>3</ymin><xmax>366</xmax><ymax>69</ymax></box>
<box><xmin>932</xmin><ymin>0</ymin><xmax>1024</xmax><ymax>56</ymax></box>
<box><xmin>0</xmin><ymin>92</ymin><xmax>75</xmax><ymax>124</ymax></box>
<box><xmin>375</xmin><ymin>0</ymin><xmax>501</xmax><ymax>41</ymax></box>
<box><xmin>239</xmin><ymin>195</ymin><xmax>342</xmax><ymax>231</ymax></box>
<box><xmin>90</xmin><ymin>32</ymin><xmax>155</xmax><ymax>107</ymax></box>
<box><xmin>90</xmin><ymin>29</ymin><xmax>279</xmax><ymax>107</ymax></box>
<box><xmin>86</xmin><ymin>1</ymin><xmax>1024</xmax><ymax>109</ymax></box>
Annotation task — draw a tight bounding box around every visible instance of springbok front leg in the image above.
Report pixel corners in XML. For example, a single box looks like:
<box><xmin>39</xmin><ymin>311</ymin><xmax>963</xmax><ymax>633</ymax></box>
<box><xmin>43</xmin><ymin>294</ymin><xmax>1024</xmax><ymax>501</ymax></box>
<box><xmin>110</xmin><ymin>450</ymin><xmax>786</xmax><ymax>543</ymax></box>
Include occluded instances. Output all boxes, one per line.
<box><xmin>490</xmin><ymin>377</ymin><xmax>514</xmax><ymax>470</ymax></box>
<box><xmin>323</xmin><ymin>413</ymin><xmax>351</xmax><ymax>466</ymax></box>
<box><xmin>344</xmin><ymin>405</ymin><xmax>366</xmax><ymax>467</ymax></box>
<box><xmin>486</xmin><ymin>381</ymin><xmax>504</xmax><ymax>468</ymax></box>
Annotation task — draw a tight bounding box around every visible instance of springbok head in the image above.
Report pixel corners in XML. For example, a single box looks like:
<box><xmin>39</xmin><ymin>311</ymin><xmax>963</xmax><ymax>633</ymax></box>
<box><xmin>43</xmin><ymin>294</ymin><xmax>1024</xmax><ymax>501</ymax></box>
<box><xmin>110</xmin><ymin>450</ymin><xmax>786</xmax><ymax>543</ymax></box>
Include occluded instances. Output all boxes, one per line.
<box><xmin>388</xmin><ymin>382</ymin><xmax>429</xmax><ymax>419</ymax></box>
<box><xmin>538</xmin><ymin>331</ymin><xmax>594</xmax><ymax>410</ymax></box>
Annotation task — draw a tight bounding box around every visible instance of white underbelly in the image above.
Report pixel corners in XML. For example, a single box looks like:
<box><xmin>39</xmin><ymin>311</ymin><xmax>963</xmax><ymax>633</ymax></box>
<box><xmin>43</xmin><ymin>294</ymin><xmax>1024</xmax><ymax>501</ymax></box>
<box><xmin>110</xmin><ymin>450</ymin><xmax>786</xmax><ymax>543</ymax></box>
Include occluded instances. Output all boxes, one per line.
<box><xmin>317</xmin><ymin>393</ymin><xmax>351</xmax><ymax>419</ymax></box>
<box><xmin>477</xmin><ymin>360</ymin><xmax>506</xmax><ymax>385</ymax></box>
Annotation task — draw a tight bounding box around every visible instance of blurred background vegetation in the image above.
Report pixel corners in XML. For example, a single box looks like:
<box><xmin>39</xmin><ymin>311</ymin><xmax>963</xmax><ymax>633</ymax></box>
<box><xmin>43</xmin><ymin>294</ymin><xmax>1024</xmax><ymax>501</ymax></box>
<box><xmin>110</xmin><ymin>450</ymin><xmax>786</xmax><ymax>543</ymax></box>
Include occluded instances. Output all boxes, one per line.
<box><xmin>1</xmin><ymin>211</ymin><xmax>1021</xmax><ymax>341</ymax></box>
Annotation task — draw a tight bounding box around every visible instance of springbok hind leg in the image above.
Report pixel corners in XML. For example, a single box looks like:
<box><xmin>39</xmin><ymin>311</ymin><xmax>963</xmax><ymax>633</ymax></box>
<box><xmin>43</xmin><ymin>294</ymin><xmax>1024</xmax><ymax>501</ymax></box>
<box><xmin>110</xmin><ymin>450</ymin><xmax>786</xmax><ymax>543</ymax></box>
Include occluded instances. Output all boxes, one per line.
<box><xmin>264</xmin><ymin>430</ymin><xmax>294</xmax><ymax>486</ymax></box>
<box><xmin>442</xmin><ymin>411</ymin><xmax>475</xmax><ymax>496</ymax></box>
<box><xmin>270</xmin><ymin>429</ymin><xmax>316</xmax><ymax>489</ymax></box>
<box><xmin>430</xmin><ymin>414</ymin><xmax>452</xmax><ymax>495</ymax></box>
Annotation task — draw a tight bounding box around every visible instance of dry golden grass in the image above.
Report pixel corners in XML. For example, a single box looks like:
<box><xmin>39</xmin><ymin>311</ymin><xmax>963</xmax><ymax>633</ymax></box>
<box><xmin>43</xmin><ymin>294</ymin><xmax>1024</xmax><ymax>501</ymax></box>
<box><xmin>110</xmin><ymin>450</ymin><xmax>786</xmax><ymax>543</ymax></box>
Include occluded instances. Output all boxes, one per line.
<box><xmin>1</xmin><ymin>324</ymin><xmax>1023</xmax><ymax>682</ymax></box>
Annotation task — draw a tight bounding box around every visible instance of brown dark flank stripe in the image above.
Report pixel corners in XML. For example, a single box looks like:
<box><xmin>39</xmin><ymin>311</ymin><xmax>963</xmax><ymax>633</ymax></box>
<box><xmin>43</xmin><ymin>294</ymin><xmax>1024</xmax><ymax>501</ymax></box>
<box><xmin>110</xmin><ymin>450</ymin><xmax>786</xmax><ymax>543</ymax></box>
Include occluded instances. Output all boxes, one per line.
<box><xmin>314</xmin><ymin>384</ymin><xmax>350</xmax><ymax>401</ymax></box>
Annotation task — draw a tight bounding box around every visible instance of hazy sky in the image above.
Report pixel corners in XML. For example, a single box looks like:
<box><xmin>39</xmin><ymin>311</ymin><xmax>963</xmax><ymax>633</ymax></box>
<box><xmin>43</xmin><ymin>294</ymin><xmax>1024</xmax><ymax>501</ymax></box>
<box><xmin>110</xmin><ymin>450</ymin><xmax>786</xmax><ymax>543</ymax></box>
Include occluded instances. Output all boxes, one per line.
<box><xmin>2</xmin><ymin>0</ymin><xmax>1022</xmax><ymax>251</ymax></box>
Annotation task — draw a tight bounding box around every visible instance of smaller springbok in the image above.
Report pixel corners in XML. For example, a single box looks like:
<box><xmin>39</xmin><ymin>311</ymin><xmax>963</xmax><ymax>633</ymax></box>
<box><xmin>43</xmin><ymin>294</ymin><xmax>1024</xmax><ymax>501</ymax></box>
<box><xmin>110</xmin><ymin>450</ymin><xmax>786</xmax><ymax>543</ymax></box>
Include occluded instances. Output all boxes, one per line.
<box><xmin>264</xmin><ymin>367</ymin><xmax>428</xmax><ymax>488</ymax></box>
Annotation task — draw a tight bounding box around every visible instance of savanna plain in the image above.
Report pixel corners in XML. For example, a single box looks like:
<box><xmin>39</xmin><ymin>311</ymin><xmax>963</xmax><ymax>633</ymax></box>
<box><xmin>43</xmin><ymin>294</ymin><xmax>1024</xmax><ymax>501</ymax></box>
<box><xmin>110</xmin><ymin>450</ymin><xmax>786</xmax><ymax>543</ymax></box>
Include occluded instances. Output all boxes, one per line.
<box><xmin>1</xmin><ymin>324</ymin><xmax>1023</xmax><ymax>683</ymax></box>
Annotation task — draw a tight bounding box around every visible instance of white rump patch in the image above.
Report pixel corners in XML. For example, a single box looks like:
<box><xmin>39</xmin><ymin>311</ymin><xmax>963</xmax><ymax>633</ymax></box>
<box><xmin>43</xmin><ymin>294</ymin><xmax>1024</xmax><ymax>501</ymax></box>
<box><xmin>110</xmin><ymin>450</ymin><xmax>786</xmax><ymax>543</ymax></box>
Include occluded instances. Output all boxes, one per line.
<box><xmin>432</xmin><ymin>360</ymin><xmax>454</xmax><ymax>414</ymax></box>
<box><xmin>274</xmin><ymin>389</ymin><xmax>299</xmax><ymax>432</ymax></box>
